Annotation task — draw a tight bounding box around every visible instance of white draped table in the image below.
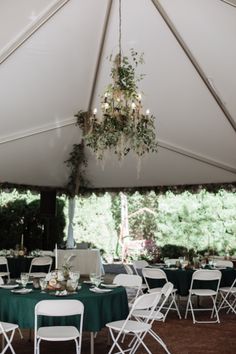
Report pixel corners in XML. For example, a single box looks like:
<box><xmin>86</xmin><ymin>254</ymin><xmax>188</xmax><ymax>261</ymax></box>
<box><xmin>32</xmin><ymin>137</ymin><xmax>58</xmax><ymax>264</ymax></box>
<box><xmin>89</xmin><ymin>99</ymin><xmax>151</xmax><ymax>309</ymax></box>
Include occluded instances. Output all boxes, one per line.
<box><xmin>57</xmin><ymin>249</ymin><xmax>104</xmax><ymax>275</ymax></box>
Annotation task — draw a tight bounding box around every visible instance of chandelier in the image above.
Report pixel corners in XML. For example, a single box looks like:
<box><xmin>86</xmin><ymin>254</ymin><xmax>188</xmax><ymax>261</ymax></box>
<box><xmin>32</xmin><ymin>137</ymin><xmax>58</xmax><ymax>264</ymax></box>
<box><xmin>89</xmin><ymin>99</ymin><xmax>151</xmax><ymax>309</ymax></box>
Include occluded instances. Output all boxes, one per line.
<box><xmin>76</xmin><ymin>0</ymin><xmax>158</xmax><ymax>160</ymax></box>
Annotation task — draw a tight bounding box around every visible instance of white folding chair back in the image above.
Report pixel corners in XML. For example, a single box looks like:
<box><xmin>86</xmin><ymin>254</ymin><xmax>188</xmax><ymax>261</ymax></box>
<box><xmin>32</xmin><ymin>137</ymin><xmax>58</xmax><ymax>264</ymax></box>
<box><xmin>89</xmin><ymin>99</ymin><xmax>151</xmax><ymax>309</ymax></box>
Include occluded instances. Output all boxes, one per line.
<box><xmin>142</xmin><ymin>268</ymin><xmax>167</xmax><ymax>292</ymax></box>
<box><xmin>133</xmin><ymin>260</ymin><xmax>149</xmax><ymax>275</ymax></box>
<box><xmin>29</xmin><ymin>256</ymin><xmax>52</xmax><ymax>278</ymax></box>
<box><xmin>164</xmin><ymin>259</ymin><xmax>179</xmax><ymax>266</ymax></box>
<box><xmin>0</xmin><ymin>256</ymin><xmax>10</xmax><ymax>281</ymax></box>
<box><xmin>0</xmin><ymin>320</ymin><xmax>22</xmax><ymax>354</ymax></box>
<box><xmin>142</xmin><ymin>268</ymin><xmax>181</xmax><ymax>320</ymax></box>
<box><xmin>106</xmin><ymin>292</ymin><xmax>161</xmax><ymax>354</ymax></box>
<box><xmin>113</xmin><ymin>274</ymin><xmax>142</xmax><ymax>305</ymax></box>
<box><xmin>218</xmin><ymin>277</ymin><xmax>236</xmax><ymax>315</ymax></box>
<box><xmin>214</xmin><ymin>260</ymin><xmax>233</xmax><ymax>268</ymax></box>
<box><xmin>123</xmin><ymin>264</ymin><xmax>134</xmax><ymax>275</ymax></box>
<box><xmin>34</xmin><ymin>299</ymin><xmax>84</xmax><ymax>354</ymax></box>
<box><xmin>185</xmin><ymin>269</ymin><xmax>222</xmax><ymax>324</ymax></box>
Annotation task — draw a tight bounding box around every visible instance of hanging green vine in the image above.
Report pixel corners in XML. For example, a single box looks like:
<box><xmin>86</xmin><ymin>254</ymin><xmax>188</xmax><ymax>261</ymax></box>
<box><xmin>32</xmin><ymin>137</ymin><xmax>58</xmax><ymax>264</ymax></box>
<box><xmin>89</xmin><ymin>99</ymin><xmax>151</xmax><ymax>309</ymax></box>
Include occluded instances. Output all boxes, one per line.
<box><xmin>64</xmin><ymin>142</ymin><xmax>88</xmax><ymax>197</ymax></box>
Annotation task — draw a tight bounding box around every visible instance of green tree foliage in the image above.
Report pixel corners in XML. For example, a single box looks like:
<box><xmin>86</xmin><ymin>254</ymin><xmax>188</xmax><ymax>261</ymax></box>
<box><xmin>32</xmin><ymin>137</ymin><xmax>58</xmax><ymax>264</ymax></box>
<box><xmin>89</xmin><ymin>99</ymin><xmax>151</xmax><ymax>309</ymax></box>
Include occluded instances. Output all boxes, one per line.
<box><xmin>1</xmin><ymin>188</ymin><xmax>235</xmax><ymax>260</ymax></box>
<box><xmin>0</xmin><ymin>190</ymin><xmax>65</xmax><ymax>251</ymax></box>
<box><xmin>66</xmin><ymin>193</ymin><xmax>117</xmax><ymax>259</ymax></box>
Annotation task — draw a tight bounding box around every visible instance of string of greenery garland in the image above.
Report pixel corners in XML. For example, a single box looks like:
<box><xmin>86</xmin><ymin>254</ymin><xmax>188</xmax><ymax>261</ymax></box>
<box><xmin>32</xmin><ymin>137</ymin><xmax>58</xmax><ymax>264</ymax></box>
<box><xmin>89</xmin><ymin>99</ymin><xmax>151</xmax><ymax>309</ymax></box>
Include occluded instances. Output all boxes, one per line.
<box><xmin>1</xmin><ymin>181</ymin><xmax>235</xmax><ymax>197</ymax></box>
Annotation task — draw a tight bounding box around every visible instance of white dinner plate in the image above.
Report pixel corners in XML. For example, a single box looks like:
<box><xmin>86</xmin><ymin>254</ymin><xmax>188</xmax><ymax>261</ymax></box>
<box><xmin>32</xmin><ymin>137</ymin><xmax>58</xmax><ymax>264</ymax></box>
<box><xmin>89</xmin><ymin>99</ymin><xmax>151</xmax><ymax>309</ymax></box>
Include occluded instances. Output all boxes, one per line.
<box><xmin>0</xmin><ymin>284</ymin><xmax>19</xmax><ymax>289</ymax></box>
<box><xmin>101</xmin><ymin>283</ymin><xmax>119</xmax><ymax>288</ymax></box>
<box><xmin>16</xmin><ymin>279</ymin><xmax>33</xmax><ymax>284</ymax></box>
<box><xmin>89</xmin><ymin>287</ymin><xmax>112</xmax><ymax>293</ymax></box>
<box><xmin>11</xmin><ymin>288</ymin><xmax>32</xmax><ymax>294</ymax></box>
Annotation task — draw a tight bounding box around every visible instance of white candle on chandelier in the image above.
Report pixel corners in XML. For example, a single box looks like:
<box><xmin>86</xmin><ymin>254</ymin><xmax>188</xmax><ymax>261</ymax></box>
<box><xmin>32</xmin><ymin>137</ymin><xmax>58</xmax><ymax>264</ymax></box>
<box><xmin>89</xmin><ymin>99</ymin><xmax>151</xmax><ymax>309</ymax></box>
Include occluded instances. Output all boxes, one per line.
<box><xmin>93</xmin><ymin>108</ymin><xmax>97</xmax><ymax>117</ymax></box>
<box><xmin>104</xmin><ymin>102</ymin><xmax>109</xmax><ymax>112</ymax></box>
<box><xmin>131</xmin><ymin>102</ymin><xmax>136</xmax><ymax>113</ymax></box>
<box><xmin>146</xmin><ymin>109</ymin><xmax>150</xmax><ymax>116</ymax></box>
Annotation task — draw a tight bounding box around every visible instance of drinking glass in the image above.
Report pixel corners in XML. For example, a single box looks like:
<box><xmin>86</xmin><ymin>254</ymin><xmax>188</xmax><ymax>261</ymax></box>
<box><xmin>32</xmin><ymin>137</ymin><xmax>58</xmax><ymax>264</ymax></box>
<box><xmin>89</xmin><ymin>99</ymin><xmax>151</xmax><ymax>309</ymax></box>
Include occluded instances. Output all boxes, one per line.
<box><xmin>70</xmin><ymin>280</ymin><xmax>78</xmax><ymax>292</ymax></box>
<box><xmin>20</xmin><ymin>273</ymin><xmax>29</xmax><ymax>288</ymax></box>
<box><xmin>94</xmin><ymin>275</ymin><xmax>101</xmax><ymax>288</ymax></box>
<box><xmin>69</xmin><ymin>271</ymin><xmax>80</xmax><ymax>283</ymax></box>
<box><xmin>39</xmin><ymin>278</ymin><xmax>47</xmax><ymax>293</ymax></box>
<box><xmin>89</xmin><ymin>272</ymin><xmax>96</xmax><ymax>285</ymax></box>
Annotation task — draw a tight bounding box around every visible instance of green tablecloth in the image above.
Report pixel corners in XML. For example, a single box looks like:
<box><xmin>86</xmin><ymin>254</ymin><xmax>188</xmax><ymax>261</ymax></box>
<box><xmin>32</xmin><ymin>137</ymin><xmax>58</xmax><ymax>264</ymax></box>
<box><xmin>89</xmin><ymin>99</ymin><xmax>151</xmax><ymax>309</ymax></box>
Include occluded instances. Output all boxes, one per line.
<box><xmin>0</xmin><ymin>283</ymin><xmax>129</xmax><ymax>332</ymax></box>
<box><xmin>147</xmin><ymin>267</ymin><xmax>236</xmax><ymax>296</ymax></box>
<box><xmin>2</xmin><ymin>257</ymin><xmax>56</xmax><ymax>279</ymax></box>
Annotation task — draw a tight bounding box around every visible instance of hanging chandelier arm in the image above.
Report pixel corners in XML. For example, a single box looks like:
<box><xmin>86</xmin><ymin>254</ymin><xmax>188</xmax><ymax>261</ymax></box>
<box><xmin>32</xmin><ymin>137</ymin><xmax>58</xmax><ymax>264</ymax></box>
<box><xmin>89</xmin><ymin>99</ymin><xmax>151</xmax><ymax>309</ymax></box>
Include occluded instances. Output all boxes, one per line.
<box><xmin>87</xmin><ymin>0</ymin><xmax>113</xmax><ymax>111</ymax></box>
<box><xmin>151</xmin><ymin>0</ymin><xmax>236</xmax><ymax>134</ymax></box>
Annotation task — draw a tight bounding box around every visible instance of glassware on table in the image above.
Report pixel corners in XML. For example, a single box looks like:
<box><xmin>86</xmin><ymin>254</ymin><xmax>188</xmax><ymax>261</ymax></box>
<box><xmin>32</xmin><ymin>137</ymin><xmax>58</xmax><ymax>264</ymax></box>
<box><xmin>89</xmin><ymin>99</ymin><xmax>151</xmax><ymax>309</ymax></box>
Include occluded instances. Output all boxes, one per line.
<box><xmin>70</xmin><ymin>280</ymin><xmax>79</xmax><ymax>292</ymax></box>
<box><xmin>69</xmin><ymin>271</ymin><xmax>80</xmax><ymax>283</ymax></box>
<box><xmin>20</xmin><ymin>273</ymin><xmax>29</xmax><ymax>288</ymax></box>
<box><xmin>39</xmin><ymin>278</ymin><xmax>47</xmax><ymax>293</ymax></box>
<box><xmin>93</xmin><ymin>275</ymin><xmax>102</xmax><ymax>287</ymax></box>
<box><xmin>89</xmin><ymin>272</ymin><xmax>97</xmax><ymax>285</ymax></box>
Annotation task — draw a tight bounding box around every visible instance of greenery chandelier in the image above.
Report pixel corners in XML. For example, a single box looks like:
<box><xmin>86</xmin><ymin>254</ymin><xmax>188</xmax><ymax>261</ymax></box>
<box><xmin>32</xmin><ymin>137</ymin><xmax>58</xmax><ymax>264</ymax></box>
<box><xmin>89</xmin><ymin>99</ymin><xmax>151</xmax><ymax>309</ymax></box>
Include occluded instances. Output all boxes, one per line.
<box><xmin>76</xmin><ymin>0</ymin><xmax>158</xmax><ymax>160</ymax></box>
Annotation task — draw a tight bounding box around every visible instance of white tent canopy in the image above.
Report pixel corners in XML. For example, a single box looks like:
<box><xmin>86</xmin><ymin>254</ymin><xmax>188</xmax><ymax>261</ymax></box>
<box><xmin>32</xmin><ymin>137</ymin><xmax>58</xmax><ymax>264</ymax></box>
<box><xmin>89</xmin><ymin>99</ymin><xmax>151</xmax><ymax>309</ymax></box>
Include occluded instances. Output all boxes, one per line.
<box><xmin>0</xmin><ymin>0</ymin><xmax>235</xmax><ymax>190</ymax></box>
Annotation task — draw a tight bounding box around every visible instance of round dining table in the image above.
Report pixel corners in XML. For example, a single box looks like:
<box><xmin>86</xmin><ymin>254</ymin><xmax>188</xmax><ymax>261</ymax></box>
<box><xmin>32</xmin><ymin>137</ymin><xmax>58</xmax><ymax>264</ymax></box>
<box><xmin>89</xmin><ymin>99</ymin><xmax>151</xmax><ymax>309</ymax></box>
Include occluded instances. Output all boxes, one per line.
<box><xmin>147</xmin><ymin>266</ymin><xmax>236</xmax><ymax>296</ymax></box>
<box><xmin>0</xmin><ymin>282</ymin><xmax>129</xmax><ymax>354</ymax></box>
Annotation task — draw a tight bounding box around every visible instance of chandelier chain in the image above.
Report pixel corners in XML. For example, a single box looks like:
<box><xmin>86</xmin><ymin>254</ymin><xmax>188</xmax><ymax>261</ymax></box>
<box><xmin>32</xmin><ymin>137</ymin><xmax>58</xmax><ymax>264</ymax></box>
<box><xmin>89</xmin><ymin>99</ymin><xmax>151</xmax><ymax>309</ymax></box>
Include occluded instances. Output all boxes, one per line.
<box><xmin>119</xmin><ymin>0</ymin><xmax>122</xmax><ymax>65</ymax></box>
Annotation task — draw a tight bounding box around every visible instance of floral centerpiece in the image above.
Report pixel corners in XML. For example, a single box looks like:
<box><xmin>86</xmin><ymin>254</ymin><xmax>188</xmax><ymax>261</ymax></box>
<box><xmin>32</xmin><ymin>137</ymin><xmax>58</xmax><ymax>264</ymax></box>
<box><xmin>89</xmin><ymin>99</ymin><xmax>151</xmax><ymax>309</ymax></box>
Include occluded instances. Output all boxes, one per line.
<box><xmin>45</xmin><ymin>255</ymin><xmax>80</xmax><ymax>292</ymax></box>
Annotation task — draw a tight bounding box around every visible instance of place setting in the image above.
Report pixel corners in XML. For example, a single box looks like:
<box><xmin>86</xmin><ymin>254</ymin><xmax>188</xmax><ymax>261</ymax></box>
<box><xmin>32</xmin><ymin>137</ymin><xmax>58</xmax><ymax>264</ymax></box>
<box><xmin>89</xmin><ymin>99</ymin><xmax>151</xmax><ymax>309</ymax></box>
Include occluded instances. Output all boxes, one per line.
<box><xmin>10</xmin><ymin>273</ymin><xmax>33</xmax><ymax>294</ymax></box>
<box><xmin>88</xmin><ymin>273</ymin><xmax>113</xmax><ymax>293</ymax></box>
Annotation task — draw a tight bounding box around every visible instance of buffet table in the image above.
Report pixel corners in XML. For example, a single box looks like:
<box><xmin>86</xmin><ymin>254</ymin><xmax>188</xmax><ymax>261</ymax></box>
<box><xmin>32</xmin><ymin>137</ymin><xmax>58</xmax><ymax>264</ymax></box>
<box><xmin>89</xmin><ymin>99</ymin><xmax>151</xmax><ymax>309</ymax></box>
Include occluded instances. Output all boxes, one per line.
<box><xmin>57</xmin><ymin>249</ymin><xmax>104</xmax><ymax>275</ymax></box>
<box><xmin>0</xmin><ymin>283</ymin><xmax>128</xmax><ymax>354</ymax></box>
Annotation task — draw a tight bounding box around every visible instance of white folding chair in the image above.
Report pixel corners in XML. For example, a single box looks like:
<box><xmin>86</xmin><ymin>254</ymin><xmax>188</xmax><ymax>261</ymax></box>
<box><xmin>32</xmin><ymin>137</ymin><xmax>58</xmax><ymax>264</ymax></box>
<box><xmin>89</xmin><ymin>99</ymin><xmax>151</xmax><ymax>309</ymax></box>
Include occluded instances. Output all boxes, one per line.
<box><xmin>113</xmin><ymin>274</ymin><xmax>142</xmax><ymax>306</ymax></box>
<box><xmin>142</xmin><ymin>268</ymin><xmax>181</xmax><ymax>320</ymax></box>
<box><xmin>34</xmin><ymin>299</ymin><xmax>84</xmax><ymax>354</ymax></box>
<box><xmin>106</xmin><ymin>291</ymin><xmax>161</xmax><ymax>354</ymax></box>
<box><xmin>214</xmin><ymin>260</ymin><xmax>233</xmax><ymax>268</ymax></box>
<box><xmin>132</xmin><ymin>260</ymin><xmax>149</xmax><ymax>276</ymax></box>
<box><xmin>123</xmin><ymin>264</ymin><xmax>134</xmax><ymax>275</ymax></box>
<box><xmin>164</xmin><ymin>259</ymin><xmax>179</xmax><ymax>267</ymax></box>
<box><xmin>218</xmin><ymin>277</ymin><xmax>236</xmax><ymax>315</ymax></box>
<box><xmin>28</xmin><ymin>256</ymin><xmax>52</xmax><ymax>278</ymax></box>
<box><xmin>0</xmin><ymin>320</ymin><xmax>23</xmax><ymax>354</ymax></box>
<box><xmin>132</xmin><ymin>282</ymin><xmax>174</xmax><ymax>354</ymax></box>
<box><xmin>0</xmin><ymin>256</ymin><xmax>10</xmax><ymax>281</ymax></box>
<box><xmin>185</xmin><ymin>269</ymin><xmax>222</xmax><ymax>323</ymax></box>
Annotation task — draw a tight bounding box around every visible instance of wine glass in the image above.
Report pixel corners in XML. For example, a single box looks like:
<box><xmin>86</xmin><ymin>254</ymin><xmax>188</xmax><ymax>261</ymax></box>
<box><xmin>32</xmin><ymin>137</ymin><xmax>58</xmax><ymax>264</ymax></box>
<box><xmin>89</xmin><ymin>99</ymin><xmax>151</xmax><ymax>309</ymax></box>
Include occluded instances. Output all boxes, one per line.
<box><xmin>93</xmin><ymin>275</ymin><xmax>101</xmax><ymax>288</ymax></box>
<box><xmin>20</xmin><ymin>273</ymin><xmax>29</xmax><ymax>288</ymax></box>
<box><xmin>89</xmin><ymin>272</ymin><xmax>96</xmax><ymax>285</ymax></box>
<box><xmin>39</xmin><ymin>278</ymin><xmax>47</xmax><ymax>293</ymax></box>
<box><xmin>69</xmin><ymin>271</ymin><xmax>80</xmax><ymax>283</ymax></box>
<box><xmin>70</xmin><ymin>280</ymin><xmax>78</xmax><ymax>292</ymax></box>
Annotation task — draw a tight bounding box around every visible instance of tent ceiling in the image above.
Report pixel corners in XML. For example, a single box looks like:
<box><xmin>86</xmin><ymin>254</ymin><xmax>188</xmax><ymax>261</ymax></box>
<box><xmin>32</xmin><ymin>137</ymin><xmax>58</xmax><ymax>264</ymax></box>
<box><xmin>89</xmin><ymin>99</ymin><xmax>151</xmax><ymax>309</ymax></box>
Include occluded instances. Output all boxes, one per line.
<box><xmin>0</xmin><ymin>0</ymin><xmax>235</xmax><ymax>190</ymax></box>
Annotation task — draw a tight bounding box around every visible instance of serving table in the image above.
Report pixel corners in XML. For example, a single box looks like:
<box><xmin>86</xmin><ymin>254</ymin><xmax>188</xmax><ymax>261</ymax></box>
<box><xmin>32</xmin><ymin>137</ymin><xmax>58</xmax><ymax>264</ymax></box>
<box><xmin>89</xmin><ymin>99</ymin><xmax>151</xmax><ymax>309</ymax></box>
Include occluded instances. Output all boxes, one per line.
<box><xmin>0</xmin><ymin>283</ymin><xmax>128</xmax><ymax>354</ymax></box>
<box><xmin>57</xmin><ymin>249</ymin><xmax>104</xmax><ymax>275</ymax></box>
